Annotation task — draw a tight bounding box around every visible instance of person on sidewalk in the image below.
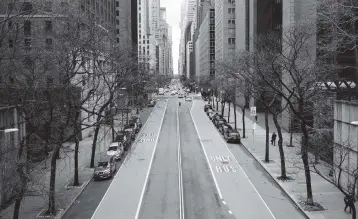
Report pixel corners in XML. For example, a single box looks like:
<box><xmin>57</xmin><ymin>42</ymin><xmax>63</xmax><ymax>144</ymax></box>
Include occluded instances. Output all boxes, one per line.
<box><xmin>255</xmin><ymin>115</ymin><xmax>258</xmax><ymax>122</ymax></box>
<box><xmin>271</xmin><ymin>132</ymin><xmax>277</xmax><ymax>146</ymax></box>
<box><xmin>344</xmin><ymin>193</ymin><xmax>356</xmax><ymax>214</ymax></box>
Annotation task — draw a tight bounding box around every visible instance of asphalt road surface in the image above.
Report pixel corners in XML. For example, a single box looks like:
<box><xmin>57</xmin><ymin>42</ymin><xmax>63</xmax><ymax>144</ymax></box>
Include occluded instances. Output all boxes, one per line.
<box><xmin>138</xmin><ymin>98</ymin><xmax>180</xmax><ymax>218</ymax></box>
<box><xmin>62</xmin><ymin>107</ymin><xmax>153</xmax><ymax>219</ymax></box>
<box><xmin>179</xmin><ymin>99</ymin><xmax>234</xmax><ymax>219</ymax></box>
<box><xmin>64</xmin><ymin>94</ymin><xmax>305</xmax><ymax>219</ymax></box>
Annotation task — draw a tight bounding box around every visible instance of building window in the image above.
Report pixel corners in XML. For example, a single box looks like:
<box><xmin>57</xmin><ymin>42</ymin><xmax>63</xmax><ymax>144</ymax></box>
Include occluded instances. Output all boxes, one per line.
<box><xmin>116</xmin><ymin>38</ymin><xmax>119</xmax><ymax>43</ymax></box>
<box><xmin>44</xmin><ymin>2</ymin><xmax>52</xmax><ymax>12</ymax></box>
<box><xmin>228</xmin><ymin>38</ymin><xmax>235</xmax><ymax>45</ymax></box>
<box><xmin>24</xmin><ymin>39</ymin><xmax>31</xmax><ymax>50</ymax></box>
<box><xmin>228</xmin><ymin>28</ymin><xmax>235</xmax><ymax>34</ymax></box>
<box><xmin>47</xmin><ymin>77</ymin><xmax>54</xmax><ymax>86</ymax></box>
<box><xmin>24</xmin><ymin>20</ymin><xmax>31</xmax><ymax>36</ymax></box>
<box><xmin>9</xmin><ymin>76</ymin><xmax>15</xmax><ymax>84</ymax></box>
<box><xmin>44</xmin><ymin>20</ymin><xmax>52</xmax><ymax>33</ymax></box>
<box><xmin>8</xmin><ymin>39</ymin><xmax>13</xmax><ymax>48</ymax></box>
<box><xmin>45</xmin><ymin>38</ymin><xmax>53</xmax><ymax>49</ymax></box>
<box><xmin>116</xmin><ymin>19</ymin><xmax>119</xmax><ymax>25</ymax></box>
<box><xmin>116</xmin><ymin>1</ymin><xmax>119</xmax><ymax>7</ymax></box>
<box><xmin>228</xmin><ymin>19</ymin><xmax>235</xmax><ymax>24</ymax></box>
<box><xmin>116</xmin><ymin>29</ymin><xmax>119</xmax><ymax>34</ymax></box>
<box><xmin>228</xmin><ymin>0</ymin><xmax>235</xmax><ymax>4</ymax></box>
<box><xmin>228</xmin><ymin>8</ymin><xmax>235</xmax><ymax>14</ymax></box>
<box><xmin>147</xmin><ymin>40</ymin><xmax>149</xmax><ymax>43</ymax></box>
<box><xmin>8</xmin><ymin>20</ymin><xmax>12</xmax><ymax>29</ymax></box>
<box><xmin>116</xmin><ymin>10</ymin><xmax>119</xmax><ymax>16</ymax></box>
<box><xmin>22</xmin><ymin>2</ymin><xmax>33</xmax><ymax>14</ymax></box>
<box><xmin>7</xmin><ymin>3</ymin><xmax>14</xmax><ymax>12</ymax></box>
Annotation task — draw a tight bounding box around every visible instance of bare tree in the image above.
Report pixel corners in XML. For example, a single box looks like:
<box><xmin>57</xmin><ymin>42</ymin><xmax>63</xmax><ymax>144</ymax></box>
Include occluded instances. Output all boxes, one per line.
<box><xmin>240</xmin><ymin>25</ymin><xmax>335</xmax><ymax>205</ymax></box>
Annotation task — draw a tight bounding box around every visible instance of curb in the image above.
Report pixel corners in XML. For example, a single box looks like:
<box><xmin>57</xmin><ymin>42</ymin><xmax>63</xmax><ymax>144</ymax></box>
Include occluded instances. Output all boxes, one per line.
<box><xmin>240</xmin><ymin>142</ymin><xmax>311</xmax><ymax>219</ymax></box>
<box><xmin>59</xmin><ymin>174</ymin><xmax>93</xmax><ymax>219</ymax></box>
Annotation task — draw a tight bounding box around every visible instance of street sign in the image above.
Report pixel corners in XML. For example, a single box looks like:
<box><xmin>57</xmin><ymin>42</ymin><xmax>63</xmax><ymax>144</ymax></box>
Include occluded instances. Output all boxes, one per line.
<box><xmin>250</xmin><ymin>107</ymin><xmax>256</xmax><ymax>116</ymax></box>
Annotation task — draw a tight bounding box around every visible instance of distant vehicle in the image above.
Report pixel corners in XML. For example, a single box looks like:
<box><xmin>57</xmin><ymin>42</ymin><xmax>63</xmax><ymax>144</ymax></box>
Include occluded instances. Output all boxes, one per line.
<box><xmin>148</xmin><ymin>99</ymin><xmax>156</xmax><ymax>107</ymax></box>
<box><xmin>123</xmin><ymin>124</ymin><xmax>136</xmax><ymax>141</ymax></box>
<box><xmin>212</xmin><ymin>113</ymin><xmax>224</xmax><ymax>124</ymax></box>
<box><xmin>214</xmin><ymin>118</ymin><xmax>227</xmax><ymax>128</ymax></box>
<box><xmin>204</xmin><ymin>104</ymin><xmax>212</xmax><ymax>112</ymax></box>
<box><xmin>224</xmin><ymin>129</ymin><xmax>241</xmax><ymax>143</ymax></box>
<box><xmin>219</xmin><ymin>124</ymin><xmax>233</xmax><ymax>135</ymax></box>
<box><xmin>178</xmin><ymin>93</ymin><xmax>184</xmax><ymax>98</ymax></box>
<box><xmin>185</xmin><ymin>97</ymin><xmax>192</xmax><ymax>101</ymax></box>
<box><xmin>115</xmin><ymin>132</ymin><xmax>131</xmax><ymax>151</ymax></box>
<box><xmin>129</xmin><ymin>116</ymin><xmax>142</xmax><ymax>133</ymax></box>
<box><xmin>107</xmin><ymin>142</ymin><xmax>124</xmax><ymax>160</ymax></box>
<box><xmin>93</xmin><ymin>155</ymin><xmax>116</xmax><ymax>180</ymax></box>
<box><xmin>158</xmin><ymin>88</ymin><xmax>164</xmax><ymax>95</ymax></box>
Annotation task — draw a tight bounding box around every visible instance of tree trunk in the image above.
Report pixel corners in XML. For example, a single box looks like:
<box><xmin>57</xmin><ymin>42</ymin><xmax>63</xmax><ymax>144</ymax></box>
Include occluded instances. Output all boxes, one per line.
<box><xmin>351</xmin><ymin>205</ymin><xmax>356</xmax><ymax>219</ymax></box>
<box><xmin>47</xmin><ymin>146</ymin><xmax>60</xmax><ymax>215</ymax></box>
<box><xmin>13</xmin><ymin>163</ymin><xmax>26</xmax><ymax>219</ymax></box>
<box><xmin>13</xmin><ymin>197</ymin><xmax>21</xmax><ymax>219</ymax></box>
<box><xmin>73</xmin><ymin>136</ymin><xmax>80</xmax><ymax>186</ymax></box>
<box><xmin>288</xmin><ymin>131</ymin><xmax>293</xmax><ymax>147</ymax></box>
<box><xmin>234</xmin><ymin>103</ymin><xmax>237</xmax><ymax>130</ymax></box>
<box><xmin>242</xmin><ymin>107</ymin><xmax>246</xmax><ymax>138</ymax></box>
<box><xmin>90</xmin><ymin>118</ymin><xmax>101</xmax><ymax>168</ymax></box>
<box><xmin>273</xmin><ymin>113</ymin><xmax>287</xmax><ymax>179</ymax></box>
<box><xmin>216</xmin><ymin>97</ymin><xmax>219</xmax><ymax>111</ymax></box>
<box><xmin>264</xmin><ymin>107</ymin><xmax>270</xmax><ymax>163</ymax></box>
<box><xmin>300</xmin><ymin>109</ymin><xmax>314</xmax><ymax>205</ymax></box>
<box><xmin>228</xmin><ymin>102</ymin><xmax>231</xmax><ymax>123</ymax></box>
<box><xmin>221</xmin><ymin>101</ymin><xmax>225</xmax><ymax>117</ymax></box>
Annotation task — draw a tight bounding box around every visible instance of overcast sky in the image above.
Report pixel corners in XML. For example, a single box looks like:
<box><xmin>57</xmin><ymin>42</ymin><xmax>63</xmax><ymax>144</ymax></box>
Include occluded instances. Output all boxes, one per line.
<box><xmin>160</xmin><ymin>0</ymin><xmax>183</xmax><ymax>75</ymax></box>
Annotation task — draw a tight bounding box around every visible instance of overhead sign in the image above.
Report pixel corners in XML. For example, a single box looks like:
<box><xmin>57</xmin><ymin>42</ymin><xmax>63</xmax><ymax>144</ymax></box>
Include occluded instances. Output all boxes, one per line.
<box><xmin>250</xmin><ymin>107</ymin><xmax>256</xmax><ymax>116</ymax></box>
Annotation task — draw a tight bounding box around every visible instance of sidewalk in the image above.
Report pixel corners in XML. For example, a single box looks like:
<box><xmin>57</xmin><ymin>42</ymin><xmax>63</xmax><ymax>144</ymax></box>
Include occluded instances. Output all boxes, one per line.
<box><xmin>0</xmin><ymin>111</ymin><xmax>133</xmax><ymax>219</ymax></box>
<box><xmin>209</xmin><ymin>98</ymin><xmax>351</xmax><ymax>219</ymax></box>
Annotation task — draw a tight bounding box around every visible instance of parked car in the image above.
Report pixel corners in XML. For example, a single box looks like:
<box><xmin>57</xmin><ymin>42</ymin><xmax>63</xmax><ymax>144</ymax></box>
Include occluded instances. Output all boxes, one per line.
<box><xmin>115</xmin><ymin>132</ymin><xmax>131</xmax><ymax>151</ymax></box>
<box><xmin>178</xmin><ymin>93</ymin><xmax>184</xmax><ymax>98</ymax></box>
<box><xmin>219</xmin><ymin>124</ymin><xmax>233</xmax><ymax>135</ymax></box>
<box><xmin>207</xmin><ymin>111</ymin><xmax>217</xmax><ymax>120</ymax></box>
<box><xmin>147</xmin><ymin>99</ymin><xmax>156</xmax><ymax>107</ymax></box>
<box><xmin>123</xmin><ymin>125</ymin><xmax>136</xmax><ymax>141</ymax></box>
<box><xmin>185</xmin><ymin>97</ymin><xmax>193</xmax><ymax>101</ymax></box>
<box><xmin>129</xmin><ymin>116</ymin><xmax>142</xmax><ymax>133</ymax></box>
<box><xmin>215</xmin><ymin>119</ymin><xmax>227</xmax><ymax>129</ymax></box>
<box><xmin>93</xmin><ymin>155</ymin><xmax>116</xmax><ymax>180</ymax></box>
<box><xmin>107</xmin><ymin>142</ymin><xmax>124</xmax><ymax>161</ymax></box>
<box><xmin>224</xmin><ymin>129</ymin><xmax>241</xmax><ymax>143</ymax></box>
<box><xmin>212</xmin><ymin>113</ymin><xmax>224</xmax><ymax>124</ymax></box>
<box><xmin>204</xmin><ymin>104</ymin><xmax>212</xmax><ymax>112</ymax></box>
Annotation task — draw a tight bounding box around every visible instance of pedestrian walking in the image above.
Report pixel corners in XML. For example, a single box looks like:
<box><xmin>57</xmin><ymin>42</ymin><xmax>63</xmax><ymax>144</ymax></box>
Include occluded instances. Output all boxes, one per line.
<box><xmin>271</xmin><ymin>132</ymin><xmax>277</xmax><ymax>146</ymax></box>
<box><xmin>344</xmin><ymin>193</ymin><xmax>356</xmax><ymax>214</ymax></box>
<box><xmin>179</xmin><ymin>102</ymin><xmax>181</xmax><ymax>107</ymax></box>
<box><xmin>255</xmin><ymin>115</ymin><xmax>258</xmax><ymax>122</ymax></box>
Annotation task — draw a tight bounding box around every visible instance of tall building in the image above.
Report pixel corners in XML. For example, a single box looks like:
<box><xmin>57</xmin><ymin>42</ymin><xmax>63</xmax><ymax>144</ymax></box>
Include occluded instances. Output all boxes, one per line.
<box><xmin>197</xmin><ymin>8</ymin><xmax>215</xmax><ymax>82</ymax></box>
<box><xmin>179</xmin><ymin>0</ymin><xmax>197</xmax><ymax>77</ymax></box>
<box><xmin>116</xmin><ymin>0</ymin><xmax>132</xmax><ymax>48</ymax></box>
<box><xmin>157</xmin><ymin>7</ymin><xmax>173</xmax><ymax>76</ymax></box>
<box><xmin>215</xmin><ymin>0</ymin><xmax>236</xmax><ymax>62</ymax></box>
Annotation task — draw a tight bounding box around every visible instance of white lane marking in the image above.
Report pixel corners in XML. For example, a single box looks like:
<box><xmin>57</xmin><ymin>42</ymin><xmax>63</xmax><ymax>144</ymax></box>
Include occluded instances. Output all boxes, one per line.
<box><xmin>203</xmin><ymin>102</ymin><xmax>277</xmax><ymax>219</ymax></box>
<box><xmin>189</xmin><ymin>101</ymin><xmax>223</xmax><ymax>199</ymax></box>
<box><xmin>91</xmin><ymin>104</ymin><xmax>157</xmax><ymax>219</ymax></box>
<box><xmin>134</xmin><ymin>100</ymin><xmax>168</xmax><ymax>219</ymax></box>
<box><xmin>228</xmin><ymin>210</ymin><xmax>233</xmax><ymax>214</ymax></box>
<box><xmin>222</xmin><ymin>201</ymin><xmax>226</xmax><ymax>205</ymax></box>
<box><xmin>177</xmin><ymin>105</ymin><xmax>185</xmax><ymax>219</ymax></box>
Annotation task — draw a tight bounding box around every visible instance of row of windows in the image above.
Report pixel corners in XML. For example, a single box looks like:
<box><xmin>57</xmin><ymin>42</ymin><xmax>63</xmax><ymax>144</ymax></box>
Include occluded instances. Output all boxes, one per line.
<box><xmin>228</xmin><ymin>19</ymin><xmax>235</xmax><ymax>24</ymax></box>
<box><xmin>7</xmin><ymin>20</ymin><xmax>52</xmax><ymax>35</ymax></box>
<box><xmin>228</xmin><ymin>0</ymin><xmax>235</xmax><ymax>4</ymax></box>
<box><xmin>228</xmin><ymin>8</ymin><xmax>235</xmax><ymax>14</ymax></box>
<box><xmin>5</xmin><ymin>38</ymin><xmax>53</xmax><ymax>50</ymax></box>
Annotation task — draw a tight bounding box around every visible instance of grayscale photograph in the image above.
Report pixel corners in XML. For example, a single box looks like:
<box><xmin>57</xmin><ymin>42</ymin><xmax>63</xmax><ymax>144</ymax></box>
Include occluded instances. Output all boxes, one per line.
<box><xmin>0</xmin><ymin>0</ymin><xmax>357</xmax><ymax>219</ymax></box>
